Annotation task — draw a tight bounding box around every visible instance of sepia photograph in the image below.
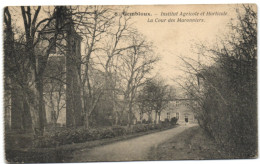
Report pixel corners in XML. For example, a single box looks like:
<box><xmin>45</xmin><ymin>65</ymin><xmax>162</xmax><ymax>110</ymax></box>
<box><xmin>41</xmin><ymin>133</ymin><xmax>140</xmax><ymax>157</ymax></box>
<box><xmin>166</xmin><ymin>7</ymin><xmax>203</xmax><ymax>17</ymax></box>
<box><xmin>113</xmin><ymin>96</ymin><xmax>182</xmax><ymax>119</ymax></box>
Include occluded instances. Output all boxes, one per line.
<box><xmin>2</xmin><ymin>2</ymin><xmax>258</xmax><ymax>163</ymax></box>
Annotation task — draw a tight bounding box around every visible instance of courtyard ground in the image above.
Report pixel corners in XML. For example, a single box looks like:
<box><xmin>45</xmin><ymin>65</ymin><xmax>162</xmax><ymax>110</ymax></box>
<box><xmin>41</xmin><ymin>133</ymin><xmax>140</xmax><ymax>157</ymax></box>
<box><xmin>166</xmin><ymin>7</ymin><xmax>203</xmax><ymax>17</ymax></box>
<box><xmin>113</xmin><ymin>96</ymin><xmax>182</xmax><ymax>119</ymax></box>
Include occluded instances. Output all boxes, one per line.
<box><xmin>70</xmin><ymin>124</ymin><xmax>196</xmax><ymax>162</ymax></box>
<box><xmin>148</xmin><ymin>124</ymin><xmax>230</xmax><ymax>160</ymax></box>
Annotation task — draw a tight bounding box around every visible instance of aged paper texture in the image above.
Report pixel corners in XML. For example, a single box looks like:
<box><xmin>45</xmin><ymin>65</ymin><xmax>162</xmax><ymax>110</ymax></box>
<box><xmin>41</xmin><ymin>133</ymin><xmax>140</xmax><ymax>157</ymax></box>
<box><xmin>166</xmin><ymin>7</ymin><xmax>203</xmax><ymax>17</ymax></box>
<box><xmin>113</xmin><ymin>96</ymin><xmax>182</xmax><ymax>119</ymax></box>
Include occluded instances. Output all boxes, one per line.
<box><xmin>3</xmin><ymin>4</ymin><xmax>257</xmax><ymax>162</ymax></box>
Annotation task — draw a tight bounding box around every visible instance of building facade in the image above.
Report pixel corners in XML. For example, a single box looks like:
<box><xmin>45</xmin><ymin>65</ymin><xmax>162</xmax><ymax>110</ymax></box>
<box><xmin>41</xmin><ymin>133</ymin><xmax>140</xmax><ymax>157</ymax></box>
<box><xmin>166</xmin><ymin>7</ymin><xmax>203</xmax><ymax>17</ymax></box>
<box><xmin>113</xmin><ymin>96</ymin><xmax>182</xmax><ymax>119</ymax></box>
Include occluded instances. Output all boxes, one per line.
<box><xmin>160</xmin><ymin>99</ymin><xmax>197</xmax><ymax>124</ymax></box>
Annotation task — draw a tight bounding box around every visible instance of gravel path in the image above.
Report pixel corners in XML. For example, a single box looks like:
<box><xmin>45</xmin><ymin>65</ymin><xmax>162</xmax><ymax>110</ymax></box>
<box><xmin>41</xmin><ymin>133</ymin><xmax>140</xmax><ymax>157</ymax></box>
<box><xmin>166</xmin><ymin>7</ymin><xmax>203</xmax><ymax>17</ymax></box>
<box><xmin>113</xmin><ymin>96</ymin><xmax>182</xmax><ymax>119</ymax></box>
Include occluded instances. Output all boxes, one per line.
<box><xmin>71</xmin><ymin>124</ymin><xmax>196</xmax><ymax>162</ymax></box>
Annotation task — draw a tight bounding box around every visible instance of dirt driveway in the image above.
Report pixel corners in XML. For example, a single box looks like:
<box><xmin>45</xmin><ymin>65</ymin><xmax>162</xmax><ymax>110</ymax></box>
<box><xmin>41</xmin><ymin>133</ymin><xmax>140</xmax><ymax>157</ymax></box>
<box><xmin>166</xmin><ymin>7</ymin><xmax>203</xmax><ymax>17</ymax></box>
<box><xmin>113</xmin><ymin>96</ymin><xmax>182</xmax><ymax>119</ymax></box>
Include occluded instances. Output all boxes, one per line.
<box><xmin>71</xmin><ymin>124</ymin><xmax>197</xmax><ymax>162</ymax></box>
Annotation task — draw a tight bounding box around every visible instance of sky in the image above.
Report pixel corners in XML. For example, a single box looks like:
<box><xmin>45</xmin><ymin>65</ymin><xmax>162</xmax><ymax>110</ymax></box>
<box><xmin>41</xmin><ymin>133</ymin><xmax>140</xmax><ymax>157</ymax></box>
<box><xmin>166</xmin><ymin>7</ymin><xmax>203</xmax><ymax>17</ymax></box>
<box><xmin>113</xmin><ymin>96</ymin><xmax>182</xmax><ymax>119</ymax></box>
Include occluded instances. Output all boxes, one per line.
<box><xmin>4</xmin><ymin>4</ymin><xmax>242</xmax><ymax>86</ymax></box>
<box><xmin>2</xmin><ymin>4</ymin><xmax>245</xmax><ymax>98</ymax></box>
<box><xmin>122</xmin><ymin>4</ymin><xmax>239</xmax><ymax>84</ymax></box>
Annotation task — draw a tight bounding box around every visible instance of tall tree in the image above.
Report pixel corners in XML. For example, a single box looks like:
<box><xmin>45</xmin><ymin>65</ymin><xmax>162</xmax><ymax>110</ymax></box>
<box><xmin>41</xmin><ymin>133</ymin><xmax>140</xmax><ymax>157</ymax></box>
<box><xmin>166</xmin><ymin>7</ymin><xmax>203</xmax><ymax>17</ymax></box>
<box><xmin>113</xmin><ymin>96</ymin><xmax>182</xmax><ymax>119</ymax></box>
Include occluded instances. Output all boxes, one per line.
<box><xmin>4</xmin><ymin>7</ymin><xmax>21</xmax><ymax>130</ymax></box>
<box><xmin>118</xmin><ymin>34</ymin><xmax>159</xmax><ymax>126</ymax></box>
<box><xmin>75</xmin><ymin>6</ymin><xmax>115</xmax><ymax>129</ymax></box>
<box><xmin>138</xmin><ymin>78</ymin><xmax>172</xmax><ymax>124</ymax></box>
<box><xmin>97</xmin><ymin>10</ymin><xmax>134</xmax><ymax>125</ymax></box>
<box><xmin>14</xmin><ymin>6</ymin><xmax>71</xmax><ymax>135</ymax></box>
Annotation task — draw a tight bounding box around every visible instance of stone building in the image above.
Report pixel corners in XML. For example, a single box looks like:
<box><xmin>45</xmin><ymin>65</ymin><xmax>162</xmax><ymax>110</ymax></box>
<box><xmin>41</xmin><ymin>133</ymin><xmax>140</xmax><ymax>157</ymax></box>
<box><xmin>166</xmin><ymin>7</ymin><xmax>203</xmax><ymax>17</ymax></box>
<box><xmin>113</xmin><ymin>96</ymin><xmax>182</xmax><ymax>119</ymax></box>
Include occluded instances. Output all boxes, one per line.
<box><xmin>160</xmin><ymin>99</ymin><xmax>197</xmax><ymax>124</ymax></box>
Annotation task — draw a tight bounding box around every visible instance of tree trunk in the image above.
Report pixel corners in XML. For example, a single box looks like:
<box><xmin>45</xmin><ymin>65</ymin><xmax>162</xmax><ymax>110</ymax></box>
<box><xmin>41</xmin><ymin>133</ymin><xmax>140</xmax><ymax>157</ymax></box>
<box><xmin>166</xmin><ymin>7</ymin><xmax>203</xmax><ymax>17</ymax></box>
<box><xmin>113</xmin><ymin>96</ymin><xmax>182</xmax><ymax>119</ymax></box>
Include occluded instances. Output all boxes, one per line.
<box><xmin>113</xmin><ymin>95</ymin><xmax>117</xmax><ymax>126</ymax></box>
<box><xmin>36</xmin><ymin>77</ymin><xmax>46</xmax><ymax>135</ymax></box>
<box><xmin>148</xmin><ymin>112</ymin><xmax>152</xmax><ymax>123</ymax></box>
<box><xmin>25</xmin><ymin>87</ymin><xmax>41</xmax><ymax>136</ymax></box>
<box><xmin>11</xmin><ymin>87</ymin><xmax>23</xmax><ymax>130</ymax></box>
<box><xmin>4</xmin><ymin>8</ymin><xmax>28</xmax><ymax>131</ymax></box>
<box><xmin>140</xmin><ymin>112</ymin><xmax>143</xmax><ymax>124</ymax></box>
<box><xmin>115</xmin><ymin>112</ymin><xmax>118</xmax><ymax>125</ymax></box>
<box><xmin>155</xmin><ymin>111</ymin><xmax>158</xmax><ymax>124</ymax></box>
<box><xmin>84</xmin><ymin>112</ymin><xmax>89</xmax><ymax>129</ymax></box>
<box><xmin>127</xmin><ymin>99</ymin><xmax>133</xmax><ymax>127</ymax></box>
<box><xmin>127</xmin><ymin>111</ymin><xmax>131</xmax><ymax>127</ymax></box>
<box><xmin>158</xmin><ymin>112</ymin><xmax>161</xmax><ymax>124</ymax></box>
<box><xmin>66</xmin><ymin>32</ymin><xmax>82</xmax><ymax>127</ymax></box>
<box><xmin>22</xmin><ymin>98</ymin><xmax>32</xmax><ymax>130</ymax></box>
<box><xmin>81</xmin><ymin>85</ymin><xmax>88</xmax><ymax>129</ymax></box>
<box><xmin>24</xmin><ymin>27</ymin><xmax>44</xmax><ymax>136</ymax></box>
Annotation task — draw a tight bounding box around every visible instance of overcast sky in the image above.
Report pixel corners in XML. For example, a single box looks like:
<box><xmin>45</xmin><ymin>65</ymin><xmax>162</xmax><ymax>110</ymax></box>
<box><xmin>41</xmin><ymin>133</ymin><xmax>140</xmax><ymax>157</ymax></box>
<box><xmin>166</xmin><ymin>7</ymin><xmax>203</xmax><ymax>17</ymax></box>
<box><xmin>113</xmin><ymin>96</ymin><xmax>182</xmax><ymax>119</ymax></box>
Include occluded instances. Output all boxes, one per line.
<box><xmin>6</xmin><ymin>4</ymin><xmax>240</xmax><ymax>85</ymax></box>
<box><xmin>4</xmin><ymin>4</ymin><xmax>243</xmax><ymax>95</ymax></box>
<box><xmin>124</xmin><ymin>4</ymin><xmax>238</xmax><ymax>85</ymax></box>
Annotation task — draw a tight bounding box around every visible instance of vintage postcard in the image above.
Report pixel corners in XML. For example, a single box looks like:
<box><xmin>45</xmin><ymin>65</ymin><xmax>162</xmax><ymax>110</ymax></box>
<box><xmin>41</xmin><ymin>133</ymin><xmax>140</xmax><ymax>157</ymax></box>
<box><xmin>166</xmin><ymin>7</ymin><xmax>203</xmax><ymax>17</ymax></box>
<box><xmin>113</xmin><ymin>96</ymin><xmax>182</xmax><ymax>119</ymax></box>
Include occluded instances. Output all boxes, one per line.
<box><xmin>3</xmin><ymin>4</ymin><xmax>257</xmax><ymax>162</ymax></box>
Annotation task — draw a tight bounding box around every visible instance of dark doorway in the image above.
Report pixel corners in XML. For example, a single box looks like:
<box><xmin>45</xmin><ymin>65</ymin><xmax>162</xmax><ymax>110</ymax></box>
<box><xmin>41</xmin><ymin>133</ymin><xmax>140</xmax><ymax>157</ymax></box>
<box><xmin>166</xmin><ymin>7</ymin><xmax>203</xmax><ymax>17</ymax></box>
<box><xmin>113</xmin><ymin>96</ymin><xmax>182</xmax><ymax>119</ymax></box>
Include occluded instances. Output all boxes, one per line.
<box><xmin>185</xmin><ymin>115</ymin><xmax>188</xmax><ymax>123</ymax></box>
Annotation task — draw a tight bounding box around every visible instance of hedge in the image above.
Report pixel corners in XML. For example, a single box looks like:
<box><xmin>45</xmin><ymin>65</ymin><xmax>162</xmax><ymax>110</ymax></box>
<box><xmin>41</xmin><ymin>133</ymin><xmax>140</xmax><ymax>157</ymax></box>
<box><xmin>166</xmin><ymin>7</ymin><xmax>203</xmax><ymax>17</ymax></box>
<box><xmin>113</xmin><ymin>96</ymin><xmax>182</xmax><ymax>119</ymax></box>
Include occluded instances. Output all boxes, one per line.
<box><xmin>32</xmin><ymin>123</ymin><xmax>173</xmax><ymax>148</ymax></box>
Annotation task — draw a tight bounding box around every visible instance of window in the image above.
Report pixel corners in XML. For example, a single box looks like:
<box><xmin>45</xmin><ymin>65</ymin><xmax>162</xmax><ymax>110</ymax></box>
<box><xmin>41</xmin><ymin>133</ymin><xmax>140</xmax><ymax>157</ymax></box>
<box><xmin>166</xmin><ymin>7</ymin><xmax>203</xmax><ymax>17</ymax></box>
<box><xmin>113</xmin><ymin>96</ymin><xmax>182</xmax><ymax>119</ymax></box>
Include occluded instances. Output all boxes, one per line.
<box><xmin>185</xmin><ymin>115</ymin><xmax>188</xmax><ymax>123</ymax></box>
<box><xmin>176</xmin><ymin>112</ymin><xmax>179</xmax><ymax>119</ymax></box>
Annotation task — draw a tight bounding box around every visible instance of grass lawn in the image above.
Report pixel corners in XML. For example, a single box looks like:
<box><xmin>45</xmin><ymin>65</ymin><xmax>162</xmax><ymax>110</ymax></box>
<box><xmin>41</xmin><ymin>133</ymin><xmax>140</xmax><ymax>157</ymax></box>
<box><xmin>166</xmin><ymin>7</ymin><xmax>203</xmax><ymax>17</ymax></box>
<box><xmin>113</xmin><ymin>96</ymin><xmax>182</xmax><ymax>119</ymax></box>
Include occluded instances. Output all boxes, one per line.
<box><xmin>148</xmin><ymin>125</ymin><xmax>232</xmax><ymax>160</ymax></box>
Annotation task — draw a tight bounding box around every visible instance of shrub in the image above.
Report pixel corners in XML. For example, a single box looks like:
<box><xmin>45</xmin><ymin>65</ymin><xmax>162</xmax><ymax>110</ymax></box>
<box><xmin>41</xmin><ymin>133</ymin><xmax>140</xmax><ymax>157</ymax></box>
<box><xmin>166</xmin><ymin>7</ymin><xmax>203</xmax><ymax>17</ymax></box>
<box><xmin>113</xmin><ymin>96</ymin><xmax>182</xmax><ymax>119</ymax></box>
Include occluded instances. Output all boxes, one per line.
<box><xmin>132</xmin><ymin>124</ymin><xmax>148</xmax><ymax>133</ymax></box>
<box><xmin>99</xmin><ymin>128</ymin><xmax>115</xmax><ymax>138</ymax></box>
<box><xmin>164</xmin><ymin>118</ymin><xmax>170</xmax><ymax>123</ymax></box>
<box><xmin>32</xmin><ymin>122</ymin><xmax>174</xmax><ymax>148</ymax></box>
<box><xmin>112</xmin><ymin>126</ymin><xmax>127</xmax><ymax>136</ymax></box>
<box><xmin>170</xmin><ymin>117</ymin><xmax>178</xmax><ymax>125</ymax></box>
